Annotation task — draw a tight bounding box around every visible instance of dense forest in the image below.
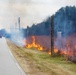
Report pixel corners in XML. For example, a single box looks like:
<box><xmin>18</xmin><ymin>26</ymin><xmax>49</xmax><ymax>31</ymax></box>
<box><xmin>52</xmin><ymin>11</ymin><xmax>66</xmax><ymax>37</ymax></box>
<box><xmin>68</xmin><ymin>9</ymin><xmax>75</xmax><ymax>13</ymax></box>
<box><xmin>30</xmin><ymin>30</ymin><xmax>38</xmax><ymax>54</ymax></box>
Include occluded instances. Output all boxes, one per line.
<box><xmin>22</xmin><ymin>6</ymin><xmax>76</xmax><ymax>37</ymax></box>
<box><xmin>1</xmin><ymin>6</ymin><xmax>76</xmax><ymax>39</ymax></box>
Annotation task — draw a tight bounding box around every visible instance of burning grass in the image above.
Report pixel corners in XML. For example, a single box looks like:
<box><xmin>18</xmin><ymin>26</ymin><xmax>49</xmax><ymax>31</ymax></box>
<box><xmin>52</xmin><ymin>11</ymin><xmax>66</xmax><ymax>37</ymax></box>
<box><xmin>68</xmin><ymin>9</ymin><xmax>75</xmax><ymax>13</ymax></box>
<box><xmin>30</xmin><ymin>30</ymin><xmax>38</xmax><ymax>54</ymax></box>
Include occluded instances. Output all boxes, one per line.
<box><xmin>7</xmin><ymin>39</ymin><xmax>76</xmax><ymax>75</ymax></box>
<box><xmin>26</xmin><ymin>35</ymin><xmax>76</xmax><ymax>62</ymax></box>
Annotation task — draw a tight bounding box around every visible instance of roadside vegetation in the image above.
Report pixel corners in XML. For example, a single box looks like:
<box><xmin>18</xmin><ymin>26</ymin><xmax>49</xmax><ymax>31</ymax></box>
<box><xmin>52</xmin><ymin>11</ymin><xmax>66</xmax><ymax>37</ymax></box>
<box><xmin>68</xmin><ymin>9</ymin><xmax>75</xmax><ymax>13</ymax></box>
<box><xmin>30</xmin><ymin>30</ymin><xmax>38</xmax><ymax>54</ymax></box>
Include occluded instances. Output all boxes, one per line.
<box><xmin>7</xmin><ymin>40</ymin><xmax>76</xmax><ymax>75</ymax></box>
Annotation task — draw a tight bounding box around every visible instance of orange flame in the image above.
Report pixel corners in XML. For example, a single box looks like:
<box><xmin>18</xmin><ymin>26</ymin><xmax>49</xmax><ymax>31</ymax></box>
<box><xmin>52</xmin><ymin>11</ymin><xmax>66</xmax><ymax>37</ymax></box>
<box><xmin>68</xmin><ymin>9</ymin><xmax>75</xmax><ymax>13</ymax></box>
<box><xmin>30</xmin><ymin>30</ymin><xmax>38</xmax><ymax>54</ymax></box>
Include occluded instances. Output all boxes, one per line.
<box><xmin>54</xmin><ymin>48</ymin><xmax>58</xmax><ymax>53</ymax></box>
<box><xmin>48</xmin><ymin>50</ymin><xmax>51</xmax><ymax>55</ymax></box>
<box><xmin>26</xmin><ymin>36</ymin><xmax>45</xmax><ymax>51</ymax></box>
<box><xmin>26</xmin><ymin>36</ymin><xmax>76</xmax><ymax>56</ymax></box>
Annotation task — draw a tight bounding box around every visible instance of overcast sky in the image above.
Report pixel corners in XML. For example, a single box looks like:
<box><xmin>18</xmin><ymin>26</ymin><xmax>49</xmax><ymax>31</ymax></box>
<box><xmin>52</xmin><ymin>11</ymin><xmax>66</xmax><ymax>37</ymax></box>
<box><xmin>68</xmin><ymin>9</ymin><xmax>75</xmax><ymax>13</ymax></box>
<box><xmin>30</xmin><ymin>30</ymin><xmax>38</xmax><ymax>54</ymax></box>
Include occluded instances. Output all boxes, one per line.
<box><xmin>0</xmin><ymin>0</ymin><xmax>76</xmax><ymax>31</ymax></box>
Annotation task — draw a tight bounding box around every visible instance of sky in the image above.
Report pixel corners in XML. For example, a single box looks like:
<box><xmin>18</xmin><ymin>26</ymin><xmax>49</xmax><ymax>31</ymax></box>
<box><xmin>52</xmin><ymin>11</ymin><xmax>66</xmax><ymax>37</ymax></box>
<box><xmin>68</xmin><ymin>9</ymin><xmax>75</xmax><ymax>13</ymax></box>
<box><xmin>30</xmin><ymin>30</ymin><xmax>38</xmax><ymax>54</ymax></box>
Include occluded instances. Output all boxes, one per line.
<box><xmin>0</xmin><ymin>0</ymin><xmax>76</xmax><ymax>31</ymax></box>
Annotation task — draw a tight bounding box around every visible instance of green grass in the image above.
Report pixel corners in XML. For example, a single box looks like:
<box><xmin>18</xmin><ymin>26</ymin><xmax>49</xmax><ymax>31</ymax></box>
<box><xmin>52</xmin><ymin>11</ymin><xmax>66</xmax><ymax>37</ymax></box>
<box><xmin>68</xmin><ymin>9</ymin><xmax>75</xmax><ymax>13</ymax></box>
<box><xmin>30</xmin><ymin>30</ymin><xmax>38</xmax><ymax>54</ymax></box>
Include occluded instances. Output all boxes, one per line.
<box><xmin>7</xmin><ymin>40</ymin><xmax>76</xmax><ymax>75</ymax></box>
<box><xmin>17</xmin><ymin>47</ymin><xmax>76</xmax><ymax>75</ymax></box>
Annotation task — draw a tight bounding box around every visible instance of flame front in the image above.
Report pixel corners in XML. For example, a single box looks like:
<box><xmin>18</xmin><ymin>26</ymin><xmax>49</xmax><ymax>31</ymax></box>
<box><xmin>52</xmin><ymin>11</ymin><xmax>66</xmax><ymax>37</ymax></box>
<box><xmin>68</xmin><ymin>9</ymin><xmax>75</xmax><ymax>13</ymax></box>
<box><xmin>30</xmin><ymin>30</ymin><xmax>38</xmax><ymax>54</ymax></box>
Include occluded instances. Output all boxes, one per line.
<box><xmin>26</xmin><ymin>36</ymin><xmax>45</xmax><ymax>51</ymax></box>
<box><xmin>26</xmin><ymin>35</ymin><xmax>76</xmax><ymax>57</ymax></box>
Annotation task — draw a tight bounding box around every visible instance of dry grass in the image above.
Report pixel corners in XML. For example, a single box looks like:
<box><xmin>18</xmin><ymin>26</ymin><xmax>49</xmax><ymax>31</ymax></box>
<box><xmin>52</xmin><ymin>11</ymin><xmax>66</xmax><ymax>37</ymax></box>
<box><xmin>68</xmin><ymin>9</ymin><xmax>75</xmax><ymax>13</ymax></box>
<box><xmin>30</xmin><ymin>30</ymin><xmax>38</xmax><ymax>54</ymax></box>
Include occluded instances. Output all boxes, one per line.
<box><xmin>7</xmin><ymin>39</ymin><xmax>76</xmax><ymax>75</ymax></box>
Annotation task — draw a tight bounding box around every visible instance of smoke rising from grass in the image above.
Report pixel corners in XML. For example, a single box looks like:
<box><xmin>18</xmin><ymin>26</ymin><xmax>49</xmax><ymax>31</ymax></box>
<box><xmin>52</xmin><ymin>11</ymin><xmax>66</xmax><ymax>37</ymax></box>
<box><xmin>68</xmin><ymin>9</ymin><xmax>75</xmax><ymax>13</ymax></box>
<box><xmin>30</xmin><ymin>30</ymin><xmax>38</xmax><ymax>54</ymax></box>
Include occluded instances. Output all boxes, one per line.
<box><xmin>10</xmin><ymin>30</ymin><xmax>25</xmax><ymax>47</ymax></box>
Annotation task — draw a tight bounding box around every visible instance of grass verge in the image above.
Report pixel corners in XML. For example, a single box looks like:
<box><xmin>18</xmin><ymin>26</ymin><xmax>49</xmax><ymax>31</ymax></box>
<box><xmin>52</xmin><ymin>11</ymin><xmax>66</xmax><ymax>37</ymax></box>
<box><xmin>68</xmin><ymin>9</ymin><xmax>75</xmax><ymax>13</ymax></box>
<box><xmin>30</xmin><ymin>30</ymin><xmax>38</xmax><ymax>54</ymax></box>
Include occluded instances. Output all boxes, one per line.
<box><xmin>7</xmin><ymin>39</ymin><xmax>76</xmax><ymax>75</ymax></box>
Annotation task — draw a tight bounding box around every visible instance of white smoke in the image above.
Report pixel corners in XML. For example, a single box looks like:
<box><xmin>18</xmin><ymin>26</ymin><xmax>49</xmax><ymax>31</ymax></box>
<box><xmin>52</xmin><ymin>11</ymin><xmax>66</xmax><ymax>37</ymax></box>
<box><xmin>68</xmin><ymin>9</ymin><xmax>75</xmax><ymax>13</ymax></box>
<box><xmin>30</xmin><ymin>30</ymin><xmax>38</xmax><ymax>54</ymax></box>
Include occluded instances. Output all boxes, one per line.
<box><xmin>10</xmin><ymin>30</ymin><xmax>25</xmax><ymax>47</ymax></box>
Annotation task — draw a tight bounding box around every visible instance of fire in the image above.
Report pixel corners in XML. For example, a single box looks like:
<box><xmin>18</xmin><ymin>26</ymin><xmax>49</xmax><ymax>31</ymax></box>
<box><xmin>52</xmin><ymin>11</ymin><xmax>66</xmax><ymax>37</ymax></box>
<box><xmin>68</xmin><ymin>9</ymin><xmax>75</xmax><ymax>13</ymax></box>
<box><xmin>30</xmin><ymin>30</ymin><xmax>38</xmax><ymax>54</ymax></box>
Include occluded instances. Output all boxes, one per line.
<box><xmin>48</xmin><ymin>48</ymin><xmax>58</xmax><ymax>55</ymax></box>
<box><xmin>61</xmin><ymin>50</ymin><xmax>67</xmax><ymax>55</ymax></box>
<box><xmin>48</xmin><ymin>50</ymin><xmax>51</xmax><ymax>55</ymax></box>
<box><xmin>54</xmin><ymin>48</ymin><xmax>58</xmax><ymax>53</ymax></box>
<box><xmin>26</xmin><ymin>36</ymin><xmax>45</xmax><ymax>51</ymax></box>
<box><xmin>26</xmin><ymin>35</ymin><xmax>76</xmax><ymax>58</ymax></box>
<box><xmin>26</xmin><ymin>36</ymin><xmax>59</xmax><ymax>54</ymax></box>
<box><xmin>26</xmin><ymin>36</ymin><xmax>69</xmax><ymax>55</ymax></box>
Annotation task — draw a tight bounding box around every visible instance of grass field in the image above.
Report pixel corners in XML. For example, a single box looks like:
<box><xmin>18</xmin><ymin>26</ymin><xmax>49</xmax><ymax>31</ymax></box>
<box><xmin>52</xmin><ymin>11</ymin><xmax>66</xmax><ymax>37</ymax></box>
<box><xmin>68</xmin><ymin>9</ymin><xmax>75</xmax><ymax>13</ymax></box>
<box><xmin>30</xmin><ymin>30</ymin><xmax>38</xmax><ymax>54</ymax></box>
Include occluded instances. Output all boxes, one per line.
<box><xmin>7</xmin><ymin>40</ymin><xmax>76</xmax><ymax>75</ymax></box>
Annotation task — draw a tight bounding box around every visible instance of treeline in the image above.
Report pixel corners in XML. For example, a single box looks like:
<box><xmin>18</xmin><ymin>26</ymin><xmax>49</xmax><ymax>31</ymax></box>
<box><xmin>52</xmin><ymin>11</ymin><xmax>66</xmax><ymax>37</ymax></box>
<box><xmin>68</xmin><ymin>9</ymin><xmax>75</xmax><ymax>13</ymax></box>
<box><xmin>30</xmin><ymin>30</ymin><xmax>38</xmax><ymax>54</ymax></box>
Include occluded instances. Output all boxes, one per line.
<box><xmin>22</xmin><ymin>6</ymin><xmax>76</xmax><ymax>37</ymax></box>
<box><xmin>0</xmin><ymin>29</ymin><xmax>11</xmax><ymax>38</ymax></box>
